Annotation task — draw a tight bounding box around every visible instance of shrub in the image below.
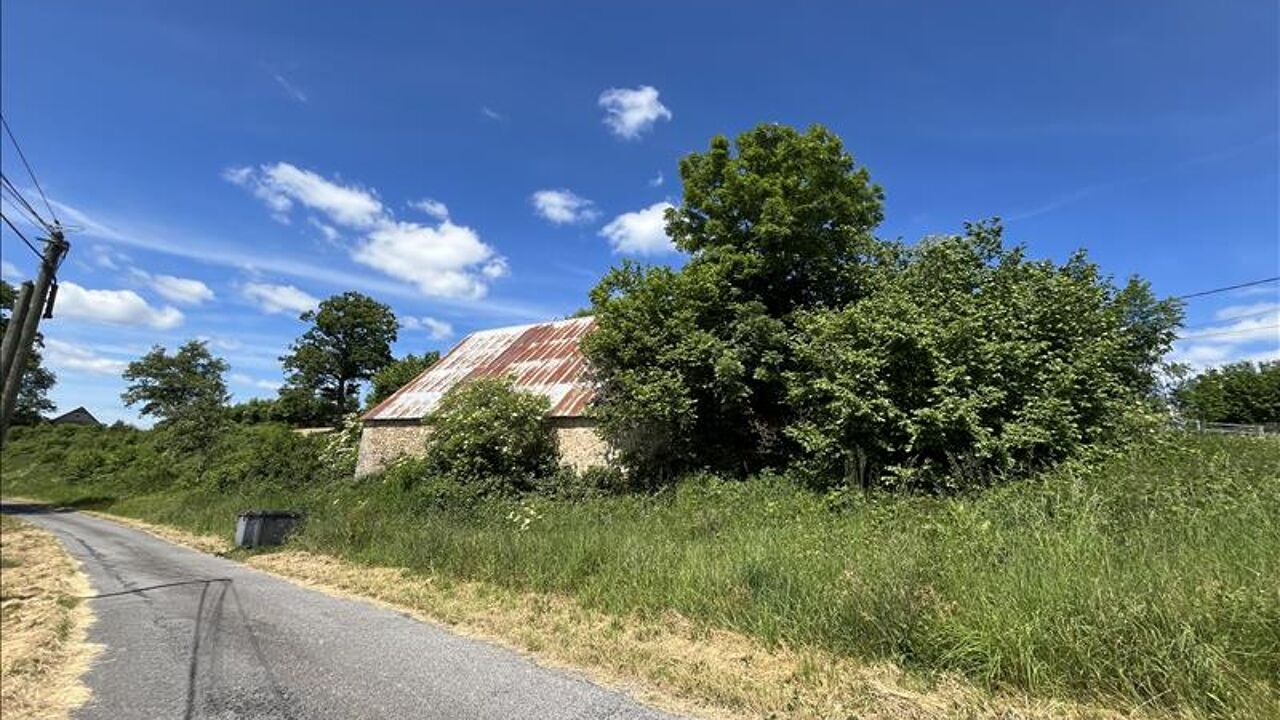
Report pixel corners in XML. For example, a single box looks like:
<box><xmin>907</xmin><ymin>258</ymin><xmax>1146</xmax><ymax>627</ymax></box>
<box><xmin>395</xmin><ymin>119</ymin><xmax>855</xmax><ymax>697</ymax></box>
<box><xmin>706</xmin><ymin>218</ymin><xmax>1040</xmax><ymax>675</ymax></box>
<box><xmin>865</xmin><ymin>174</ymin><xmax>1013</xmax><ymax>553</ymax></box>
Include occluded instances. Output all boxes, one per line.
<box><xmin>786</xmin><ymin>223</ymin><xmax>1181</xmax><ymax>490</ymax></box>
<box><xmin>420</xmin><ymin>376</ymin><xmax>558</xmax><ymax>493</ymax></box>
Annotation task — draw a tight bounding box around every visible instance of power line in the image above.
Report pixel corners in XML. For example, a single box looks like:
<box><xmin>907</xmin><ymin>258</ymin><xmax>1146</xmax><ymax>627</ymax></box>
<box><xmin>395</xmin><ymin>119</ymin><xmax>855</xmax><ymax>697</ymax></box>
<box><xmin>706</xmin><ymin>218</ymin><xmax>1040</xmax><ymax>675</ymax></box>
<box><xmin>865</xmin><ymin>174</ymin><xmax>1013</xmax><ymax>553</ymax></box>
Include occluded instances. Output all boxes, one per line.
<box><xmin>1</xmin><ymin>212</ymin><xmax>44</xmax><ymax>260</ymax></box>
<box><xmin>1179</xmin><ymin>323</ymin><xmax>1280</xmax><ymax>341</ymax></box>
<box><xmin>0</xmin><ymin>114</ymin><xmax>58</xmax><ymax>225</ymax></box>
<box><xmin>1177</xmin><ymin>276</ymin><xmax>1279</xmax><ymax>300</ymax></box>
<box><xmin>0</xmin><ymin>173</ymin><xmax>50</xmax><ymax>230</ymax></box>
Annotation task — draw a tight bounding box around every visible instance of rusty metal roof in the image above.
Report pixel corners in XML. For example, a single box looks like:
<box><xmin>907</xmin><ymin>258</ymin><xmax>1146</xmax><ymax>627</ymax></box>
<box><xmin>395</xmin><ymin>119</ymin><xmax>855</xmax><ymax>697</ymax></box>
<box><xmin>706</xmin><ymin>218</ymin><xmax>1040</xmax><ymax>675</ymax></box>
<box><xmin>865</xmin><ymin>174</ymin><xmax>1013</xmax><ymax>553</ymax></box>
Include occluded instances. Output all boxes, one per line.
<box><xmin>363</xmin><ymin>316</ymin><xmax>596</xmax><ymax>421</ymax></box>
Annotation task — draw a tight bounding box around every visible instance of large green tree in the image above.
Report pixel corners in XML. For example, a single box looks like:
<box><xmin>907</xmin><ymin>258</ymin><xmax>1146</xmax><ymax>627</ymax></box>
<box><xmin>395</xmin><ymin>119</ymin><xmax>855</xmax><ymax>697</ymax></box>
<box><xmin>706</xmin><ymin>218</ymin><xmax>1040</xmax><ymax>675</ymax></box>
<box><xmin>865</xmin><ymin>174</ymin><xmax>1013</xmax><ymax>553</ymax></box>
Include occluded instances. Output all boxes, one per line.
<box><xmin>1</xmin><ymin>280</ymin><xmax>57</xmax><ymax>424</ymax></box>
<box><xmin>1176</xmin><ymin>361</ymin><xmax>1280</xmax><ymax>425</ymax></box>
<box><xmin>280</xmin><ymin>292</ymin><xmax>398</xmax><ymax>424</ymax></box>
<box><xmin>121</xmin><ymin>340</ymin><xmax>229</xmax><ymax>427</ymax></box>
<box><xmin>585</xmin><ymin>124</ymin><xmax>887</xmax><ymax>479</ymax></box>
<box><xmin>366</xmin><ymin>351</ymin><xmax>439</xmax><ymax>409</ymax></box>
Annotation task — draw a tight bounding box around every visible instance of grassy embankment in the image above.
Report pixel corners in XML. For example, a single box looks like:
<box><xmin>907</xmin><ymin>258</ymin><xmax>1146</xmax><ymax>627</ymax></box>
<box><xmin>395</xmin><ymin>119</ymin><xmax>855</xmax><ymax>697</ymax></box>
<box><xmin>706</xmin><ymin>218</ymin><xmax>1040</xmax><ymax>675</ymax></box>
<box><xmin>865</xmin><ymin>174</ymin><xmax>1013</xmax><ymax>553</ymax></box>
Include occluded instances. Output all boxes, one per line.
<box><xmin>2</xmin><ymin>424</ymin><xmax>1278</xmax><ymax>719</ymax></box>
<box><xmin>0</xmin><ymin>513</ymin><xmax>99</xmax><ymax>719</ymax></box>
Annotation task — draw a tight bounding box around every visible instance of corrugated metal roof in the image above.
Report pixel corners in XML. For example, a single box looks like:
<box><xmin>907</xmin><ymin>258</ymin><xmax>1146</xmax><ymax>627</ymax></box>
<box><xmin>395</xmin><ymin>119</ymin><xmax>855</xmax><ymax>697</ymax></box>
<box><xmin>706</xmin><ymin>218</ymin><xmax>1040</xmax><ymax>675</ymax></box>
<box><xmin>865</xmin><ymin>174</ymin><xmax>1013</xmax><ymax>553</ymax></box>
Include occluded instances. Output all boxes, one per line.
<box><xmin>363</xmin><ymin>316</ymin><xmax>597</xmax><ymax>421</ymax></box>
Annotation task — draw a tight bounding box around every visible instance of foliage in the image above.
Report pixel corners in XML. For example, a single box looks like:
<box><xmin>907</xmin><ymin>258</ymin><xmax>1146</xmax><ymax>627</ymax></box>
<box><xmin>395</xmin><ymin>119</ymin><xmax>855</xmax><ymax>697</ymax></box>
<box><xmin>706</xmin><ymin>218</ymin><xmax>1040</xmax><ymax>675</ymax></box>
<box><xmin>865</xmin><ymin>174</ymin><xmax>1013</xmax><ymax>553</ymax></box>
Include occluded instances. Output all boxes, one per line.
<box><xmin>4</xmin><ymin>427</ymin><xmax>1278</xmax><ymax>718</ymax></box>
<box><xmin>585</xmin><ymin>124</ymin><xmax>887</xmax><ymax>480</ymax></box>
<box><xmin>1</xmin><ymin>279</ymin><xmax>57</xmax><ymax>424</ymax></box>
<box><xmin>121</xmin><ymin>340</ymin><xmax>229</xmax><ymax>449</ymax></box>
<box><xmin>271</xmin><ymin>386</ymin><xmax>336</xmax><ymax>427</ymax></box>
<box><xmin>786</xmin><ymin>222</ymin><xmax>1182</xmax><ymax>490</ymax></box>
<box><xmin>419</xmin><ymin>376</ymin><xmax>558</xmax><ymax>493</ymax></box>
<box><xmin>319</xmin><ymin>412</ymin><xmax>362</xmax><ymax>476</ymax></box>
<box><xmin>586</xmin><ymin>123</ymin><xmax>1180</xmax><ymax>488</ymax></box>
<box><xmin>1175</xmin><ymin>360</ymin><xmax>1280</xmax><ymax>424</ymax></box>
<box><xmin>281</xmin><ymin>291</ymin><xmax>398</xmax><ymax>425</ymax></box>
<box><xmin>366</xmin><ymin>351</ymin><xmax>439</xmax><ymax>409</ymax></box>
<box><xmin>225</xmin><ymin>397</ymin><xmax>280</xmax><ymax>424</ymax></box>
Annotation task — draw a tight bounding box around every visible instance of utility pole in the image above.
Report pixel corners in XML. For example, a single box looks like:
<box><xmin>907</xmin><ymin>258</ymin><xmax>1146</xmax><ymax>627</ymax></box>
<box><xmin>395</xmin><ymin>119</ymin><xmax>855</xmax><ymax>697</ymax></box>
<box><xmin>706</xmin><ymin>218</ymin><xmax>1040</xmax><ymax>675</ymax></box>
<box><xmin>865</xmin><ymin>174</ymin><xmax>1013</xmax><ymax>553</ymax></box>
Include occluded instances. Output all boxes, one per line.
<box><xmin>0</xmin><ymin>225</ymin><xmax>69</xmax><ymax>445</ymax></box>
<box><xmin>0</xmin><ymin>280</ymin><xmax>34</xmax><ymax>379</ymax></box>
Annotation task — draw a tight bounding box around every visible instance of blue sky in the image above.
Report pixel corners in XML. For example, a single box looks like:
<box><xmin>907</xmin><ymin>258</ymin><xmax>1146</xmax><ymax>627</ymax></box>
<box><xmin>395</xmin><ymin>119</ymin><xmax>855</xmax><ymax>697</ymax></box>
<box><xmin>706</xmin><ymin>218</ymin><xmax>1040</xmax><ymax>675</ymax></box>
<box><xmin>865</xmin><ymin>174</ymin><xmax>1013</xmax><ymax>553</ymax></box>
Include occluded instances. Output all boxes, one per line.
<box><xmin>2</xmin><ymin>1</ymin><xmax>1277</xmax><ymax>425</ymax></box>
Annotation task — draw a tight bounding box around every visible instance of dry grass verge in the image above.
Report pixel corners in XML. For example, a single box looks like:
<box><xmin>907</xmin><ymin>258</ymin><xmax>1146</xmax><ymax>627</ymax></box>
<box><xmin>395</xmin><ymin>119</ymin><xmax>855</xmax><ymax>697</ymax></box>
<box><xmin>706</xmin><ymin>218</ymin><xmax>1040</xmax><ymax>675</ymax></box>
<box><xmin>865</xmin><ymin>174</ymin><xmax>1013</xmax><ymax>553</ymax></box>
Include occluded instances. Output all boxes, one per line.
<box><xmin>0</xmin><ymin>514</ymin><xmax>99</xmax><ymax>720</ymax></box>
<box><xmin>75</xmin><ymin>510</ymin><xmax>1145</xmax><ymax>719</ymax></box>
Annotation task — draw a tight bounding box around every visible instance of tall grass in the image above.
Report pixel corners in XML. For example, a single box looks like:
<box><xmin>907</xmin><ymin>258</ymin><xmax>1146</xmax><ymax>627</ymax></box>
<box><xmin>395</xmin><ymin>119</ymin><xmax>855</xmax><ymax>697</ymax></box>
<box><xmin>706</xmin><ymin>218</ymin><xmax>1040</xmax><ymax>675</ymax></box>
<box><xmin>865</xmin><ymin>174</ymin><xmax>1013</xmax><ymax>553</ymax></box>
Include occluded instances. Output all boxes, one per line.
<box><xmin>3</xmin><ymin>425</ymin><xmax>1277</xmax><ymax>717</ymax></box>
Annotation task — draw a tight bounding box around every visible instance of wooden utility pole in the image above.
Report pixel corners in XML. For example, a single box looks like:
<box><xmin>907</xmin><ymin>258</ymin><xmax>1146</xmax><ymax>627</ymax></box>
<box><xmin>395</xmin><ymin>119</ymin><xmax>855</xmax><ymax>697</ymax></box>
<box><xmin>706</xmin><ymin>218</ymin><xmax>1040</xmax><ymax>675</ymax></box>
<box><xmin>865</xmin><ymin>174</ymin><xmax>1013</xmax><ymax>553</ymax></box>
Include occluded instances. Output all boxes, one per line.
<box><xmin>0</xmin><ymin>226</ymin><xmax>69</xmax><ymax>445</ymax></box>
<box><xmin>0</xmin><ymin>280</ymin><xmax>34</xmax><ymax>380</ymax></box>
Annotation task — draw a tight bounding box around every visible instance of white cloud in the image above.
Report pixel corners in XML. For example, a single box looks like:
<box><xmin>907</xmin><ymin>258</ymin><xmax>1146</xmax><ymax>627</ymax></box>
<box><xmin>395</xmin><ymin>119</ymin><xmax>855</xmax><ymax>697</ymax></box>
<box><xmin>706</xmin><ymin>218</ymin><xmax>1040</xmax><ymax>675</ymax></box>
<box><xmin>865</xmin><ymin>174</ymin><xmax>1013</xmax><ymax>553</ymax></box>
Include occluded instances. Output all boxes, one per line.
<box><xmin>228</xmin><ymin>164</ymin><xmax>508</xmax><ymax>301</ymax></box>
<box><xmin>1170</xmin><ymin>303</ymin><xmax>1280</xmax><ymax>371</ymax></box>
<box><xmin>231</xmin><ymin>372</ymin><xmax>282</xmax><ymax>391</ymax></box>
<box><xmin>401</xmin><ymin>315</ymin><xmax>453</xmax><ymax>340</ymax></box>
<box><xmin>242</xmin><ymin>282</ymin><xmax>319</xmax><ymax>316</ymax></box>
<box><xmin>409</xmin><ymin>198</ymin><xmax>450</xmax><ymax>221</ymax></box>
<box><xmin>225</xmin><ymin>162</ymin><xmax>383</xmax><ymax>228</ymax></box>
<box><xmin>150</xmin><ymin>275</ymin><xmax>215</xmax><ymax>305</ymax></box>
<box><xmin>43</xmin><ymin>339</ymin><xmax>128</xmax><ymax>375</ymax></box>
<box><xmin>600</xmin><ymin>202</ymin><xmax>676</xmax><ymax>255</ymax></box>
<box><xmin>1</xmin><ymin>259</ymin><xmax>21</xmax><ymax>280</ymax></box>
<box><xmin>352</xmin><ymin>220</ymin><xmax>503</xmax><ymax>299</ymax></box>
<box><xmin>90</xmin><ymin>245</ymin><xmax>131</xmax><ymax>271</ymax></box>
<box><xmin>273</xmin><ymin>73</ymin><xmax>308</xmax><ymax>103</ymax></box>
<box><xmin>598</xmin><ymin>85</ymin><xmax>672</xmax><ymax>140</ymax></box>
<box><xmin>1214</xmin><ymin>302</ymin><xmax>1279</xmax><ymax>321</ymax></box>
<box><xmin>481</xmin><ymin>106</ymin><xmax>504</xmax><ymax>121</ymax></box>
<box><xmin>531</xmin><ymin>189</ymin><xmax>599</xmax><ymax>225</ymax></box>
<box><xmin>55</xmin><ymin>282</ymin><xmax>183</xmax><ymax>329</ymax></box>
<box><xmin>649</xmin><ymin>171</ymin><xmax>664</xmax><ymax>187</ymax></box>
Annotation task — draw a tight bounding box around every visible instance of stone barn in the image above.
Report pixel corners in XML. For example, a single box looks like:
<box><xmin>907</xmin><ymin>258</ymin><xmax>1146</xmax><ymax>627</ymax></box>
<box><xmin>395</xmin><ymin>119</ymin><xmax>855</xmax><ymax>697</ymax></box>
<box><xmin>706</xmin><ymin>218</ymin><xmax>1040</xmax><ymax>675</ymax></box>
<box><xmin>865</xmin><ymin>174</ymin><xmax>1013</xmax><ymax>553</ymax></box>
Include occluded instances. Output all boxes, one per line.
<box><xmin>356</xmin><ymin>316</ymin><xmax>607</xmax><ymax>476</ymax></box>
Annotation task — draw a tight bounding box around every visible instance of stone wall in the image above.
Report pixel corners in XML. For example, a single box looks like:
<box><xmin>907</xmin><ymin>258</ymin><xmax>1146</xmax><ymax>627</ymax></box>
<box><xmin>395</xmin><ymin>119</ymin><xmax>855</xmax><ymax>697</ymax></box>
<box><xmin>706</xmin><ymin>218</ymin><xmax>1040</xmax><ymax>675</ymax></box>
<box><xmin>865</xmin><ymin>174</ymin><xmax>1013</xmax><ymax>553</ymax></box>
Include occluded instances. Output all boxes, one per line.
<box><xmin>550</xmin><ymin>417</ymin><xmax>610</xmax><ymax>472</ymax></box>
<box><xmin>355</xmin><ymin>416</ymin><xmax>609</xmax><ymax>477</ymax></box>
<box><xmin>355</xmin><ymin>421</ymin><xmax>431</xmax><ymax>477</ymax></box>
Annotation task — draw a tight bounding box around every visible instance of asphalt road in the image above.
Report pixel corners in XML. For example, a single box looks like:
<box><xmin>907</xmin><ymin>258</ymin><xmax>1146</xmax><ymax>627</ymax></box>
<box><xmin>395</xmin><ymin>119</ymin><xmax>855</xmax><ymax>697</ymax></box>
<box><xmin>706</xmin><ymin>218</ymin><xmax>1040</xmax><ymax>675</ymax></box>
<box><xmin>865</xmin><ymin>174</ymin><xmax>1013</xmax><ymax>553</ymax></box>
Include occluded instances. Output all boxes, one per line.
<box><xmin>2</xmin><ymin>502</ymin><xmax>677</xmax><ymax>720</ymax></box>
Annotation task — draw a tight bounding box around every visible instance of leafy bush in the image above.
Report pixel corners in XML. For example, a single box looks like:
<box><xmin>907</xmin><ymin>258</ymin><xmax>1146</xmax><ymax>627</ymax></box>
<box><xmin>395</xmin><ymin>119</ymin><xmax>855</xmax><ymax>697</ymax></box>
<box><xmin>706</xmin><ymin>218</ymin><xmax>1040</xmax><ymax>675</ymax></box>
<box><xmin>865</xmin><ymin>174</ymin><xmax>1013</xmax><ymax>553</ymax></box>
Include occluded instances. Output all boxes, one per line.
<box><xmin>787</xmin><ymin>223</ymin><xmax>1181</xmax><ymax>490</ymax></box>
<box><xmin>420</xmin><ymin>376</ymin><xmax>558</xmax><ymax>493</ymax></box>
<box><xmin>199</xmin><ymin>423</ymin><xmax>336</xmax><ymax>491</ymax></box>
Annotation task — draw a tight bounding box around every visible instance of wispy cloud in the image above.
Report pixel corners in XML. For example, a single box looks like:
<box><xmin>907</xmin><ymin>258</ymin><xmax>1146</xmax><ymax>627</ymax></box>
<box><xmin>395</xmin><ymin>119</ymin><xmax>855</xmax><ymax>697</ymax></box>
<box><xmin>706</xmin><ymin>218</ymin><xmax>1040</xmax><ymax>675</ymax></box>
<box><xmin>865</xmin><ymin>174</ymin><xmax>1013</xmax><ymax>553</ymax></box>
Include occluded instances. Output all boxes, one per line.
<box><xmin>481</xmin><ymin>106</ymin><xmax>504</xmax><ymax>122</ymax></box>
<box><xmin>649</xmin><ymin>171</ymin><xmax>664</xmax><ymax>187</ymax></box>
<box><xmin>43</xmin><ymin>338</ymin><xmax>128</xmax><ymax>376</ymax></box>
<box><xmin>401</xmin><ymin>315</ymin><xmax>453</xmax><ymax>340</ymax></box>
<box><xmin>231</xmin><ymin>372</ymin><xmax>282</xmax><ymax>391</ymax></box>
<box><xmin>273</xmin><ymin>73</ymin><xmax>308</xmax><ymax>103</ymax></box>
<box><xmin>1007</xmin><ymin>133</ymin><xmax>1278</xmax><ymax>223</ymax></box>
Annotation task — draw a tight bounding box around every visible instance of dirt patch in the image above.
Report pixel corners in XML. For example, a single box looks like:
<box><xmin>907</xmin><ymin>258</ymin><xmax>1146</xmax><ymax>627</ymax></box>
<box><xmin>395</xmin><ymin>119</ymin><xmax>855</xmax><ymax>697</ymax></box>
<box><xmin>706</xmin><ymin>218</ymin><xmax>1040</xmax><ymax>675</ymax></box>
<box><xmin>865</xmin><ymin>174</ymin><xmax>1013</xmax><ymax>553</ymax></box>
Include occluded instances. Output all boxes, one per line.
<box><xmin>0</xmin><ymin>514</ymin><xmax>101</xmax><ymax>720</ymax></box>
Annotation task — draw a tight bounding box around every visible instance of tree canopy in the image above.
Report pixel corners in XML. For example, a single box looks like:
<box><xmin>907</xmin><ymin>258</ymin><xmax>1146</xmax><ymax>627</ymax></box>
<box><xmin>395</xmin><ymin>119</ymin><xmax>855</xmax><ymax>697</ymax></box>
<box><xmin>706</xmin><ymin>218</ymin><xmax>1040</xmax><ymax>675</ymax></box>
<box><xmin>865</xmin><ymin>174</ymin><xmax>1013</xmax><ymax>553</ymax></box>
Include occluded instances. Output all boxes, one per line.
<box><xmin>280</xmin><ymin>291</ymin><xmax>398</xmax><ymax>424</ymax></box>
<box><xmin>585</xmin><ymin>124</ymin><xmax>888</xmax><ymax>480</ymax></box>
<box><xmin>585</xmin><ymin>123</ymin><xmax>1182</xmax><ymax>489</ymax></box>
<box><xmin>1176</xmin><ymin>361</ymin><xmax>1280</xmax><ymax>425</ymax></box>
<box><xmin>121</xmin><ymin>340</ymin><xmax>229</xmax><ymax>425</ymax></box>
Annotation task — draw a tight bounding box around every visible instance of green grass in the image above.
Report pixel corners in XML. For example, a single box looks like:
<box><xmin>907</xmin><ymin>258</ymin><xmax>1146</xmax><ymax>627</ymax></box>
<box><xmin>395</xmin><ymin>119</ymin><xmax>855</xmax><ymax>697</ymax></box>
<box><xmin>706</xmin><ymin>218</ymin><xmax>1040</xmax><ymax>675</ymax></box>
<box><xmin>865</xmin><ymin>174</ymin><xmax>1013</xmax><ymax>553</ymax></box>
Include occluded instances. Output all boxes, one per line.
<box><xmin>3</xmin><ymin>424</ymin><xmax>1278</xmax><ymax>718</ymax></box>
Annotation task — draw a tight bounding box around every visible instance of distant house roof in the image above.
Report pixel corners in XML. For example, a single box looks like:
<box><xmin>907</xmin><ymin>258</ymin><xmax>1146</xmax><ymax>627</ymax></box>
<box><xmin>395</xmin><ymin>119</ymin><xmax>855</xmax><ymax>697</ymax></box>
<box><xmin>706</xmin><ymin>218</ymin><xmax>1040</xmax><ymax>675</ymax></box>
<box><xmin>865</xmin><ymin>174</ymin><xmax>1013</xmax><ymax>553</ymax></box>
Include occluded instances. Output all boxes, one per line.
<box><xmin>363</xmin><ymin>316</ymin><xmax>596</xmax><ymax>422</ymax></box>
<box><xmin>49</xmin><ymin>406</ymin><xmax>101</xmax><ymax>426</ymax></box>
